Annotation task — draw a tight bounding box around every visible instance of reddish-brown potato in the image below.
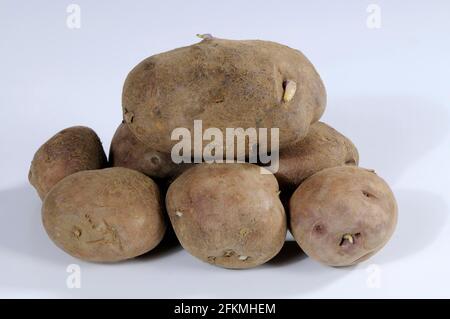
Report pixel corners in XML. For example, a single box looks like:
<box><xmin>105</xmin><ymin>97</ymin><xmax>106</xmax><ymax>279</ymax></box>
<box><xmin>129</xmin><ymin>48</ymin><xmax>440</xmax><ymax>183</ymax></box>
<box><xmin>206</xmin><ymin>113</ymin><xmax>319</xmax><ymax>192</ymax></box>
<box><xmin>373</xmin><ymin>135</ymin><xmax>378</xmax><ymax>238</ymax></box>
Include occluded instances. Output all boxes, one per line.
<box><xmin>122</xmin><ymin>37</ymin><xmax>326</xmax><ymax>155</ymax></box>
<box><xmin>109</xmin><ymin>122</ymin><xmax>191</xmax><ymax>180</ymax></box>
<box><xmin>289</xmin><ymin>166</ymin><xmax>397</xmax><ymax>267</ymax></box>
<box><xmin>166</xmin><ymin>163</ymin><xmax>286</xmax><ymax>269</ymax></box>
<box><xmin>42</xmin><ymin>167</ymin><xmax>166</xmax><ymax>262</ymax></box>
<box><xmin>29</xmin><ymin>126</ymin><xmax>107</xmax><ymax>199</ymax></box>
<box><xmin>275</xmin><ymin>121</ymin><xmax>359</xmax><ymax>192</ymax></box>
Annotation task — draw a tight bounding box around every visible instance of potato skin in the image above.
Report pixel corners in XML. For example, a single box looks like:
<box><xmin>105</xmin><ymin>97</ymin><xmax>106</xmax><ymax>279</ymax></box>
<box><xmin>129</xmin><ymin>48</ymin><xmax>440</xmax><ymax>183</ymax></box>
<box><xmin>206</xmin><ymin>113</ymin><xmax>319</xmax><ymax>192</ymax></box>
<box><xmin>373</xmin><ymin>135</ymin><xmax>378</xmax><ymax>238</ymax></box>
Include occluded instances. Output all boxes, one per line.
<box><xmin>289</xmin><ymin>166</ymin><xmax>397</xmax><ymax>267</ymax></box>
<box><xmin>122</xmin><ymin>38</ymin><xmax>326</xmax><ymax>154</ymax></box>
<box><xmin>29</xmin><ymin>126</ymin><xmax>107</xmax><ymax>199</ymax></box>
<box><xmin>166</xmin><ymin>163</ymin><xmax>286</xmax><ymax>269</ymax></box>
<box><xmin>42</xmin><ymin>167</ymin><xmax>166</xmax><ymax>262</ymax></box>
<box><xmin>109</xmin><ymin>122</ymin><xmax>191</xmax><ymax>180</ymax></box>
<box><xmin>275</xmin><ymin>122</ymin><xmax>359</xmax><ymax>192</ymax></box>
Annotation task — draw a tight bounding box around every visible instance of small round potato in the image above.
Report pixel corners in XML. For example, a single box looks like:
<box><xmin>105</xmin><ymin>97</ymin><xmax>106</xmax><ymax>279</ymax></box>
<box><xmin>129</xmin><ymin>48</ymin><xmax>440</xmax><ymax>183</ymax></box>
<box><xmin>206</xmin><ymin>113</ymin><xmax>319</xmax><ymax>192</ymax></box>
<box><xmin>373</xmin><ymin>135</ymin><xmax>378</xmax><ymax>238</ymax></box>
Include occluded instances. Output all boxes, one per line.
<box><xmin>29</xmin><ymin>126</ymin><xmax>107</xmax><ymax>199</ymax></box>
<box><xmin>275</xmin><ymin>122</ymin><xmax>359</xmax><ymax>192</ymax></box>
<box><xmin>123</xmin><ymin>37</ymin><xmax>326</xmax><ymax>155</ymax></box>
<box><xmin>109</xmin><ymin>122</ymin><xmax>191</xmax><ymax>180</ymax></box>
<box><xmin>42</xmin><ymin>167</ymin><xmax>166</xmax><ymax>262</ymax></box>
<box><xmin>289</xmin><ymin>166</ymin><xmax>397</xmax><ymax>267</ymax></box>
<box><xmin>166</xmin><ymin>163</ymin><xmax>287</xmax><ymax>269</ymax></box>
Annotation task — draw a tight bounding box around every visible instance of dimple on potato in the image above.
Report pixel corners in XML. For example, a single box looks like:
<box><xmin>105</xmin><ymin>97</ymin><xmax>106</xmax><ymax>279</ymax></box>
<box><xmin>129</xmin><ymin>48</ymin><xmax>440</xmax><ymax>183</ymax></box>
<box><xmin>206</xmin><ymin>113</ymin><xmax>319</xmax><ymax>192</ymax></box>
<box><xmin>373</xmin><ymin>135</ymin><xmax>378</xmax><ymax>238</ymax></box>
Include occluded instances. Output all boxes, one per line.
<box><xmin>29</xmin><ymin>126</ymin><xmax>107</xmax><ymax>199</ymax></box>
<box><xmin>109</xmin><ymin>122</ymin><xmax>191</xmax><ymax>180</ymax></box>
<box><xmin>42</xmin><ymin>167</ymin><xmax>166</xmax><ymax>262</ymax></box>
<box><xmin>166</xmin><ymin>163</ymin><xmax>286</xmax><ymax>269</ymax></box>
<box><xmin>122</xmin><ymin>37</ymin><xmax>326</xmax><ymax>154</ymax></box>
<box><xmin>275</xmin><ymin>121</ymin><xmax>359</xmax><ymax>192</ymax></box>
<box><xmin>289</xmin><ymin>166</ymin><xmax>397</xmax><ymax>267</ymax></box>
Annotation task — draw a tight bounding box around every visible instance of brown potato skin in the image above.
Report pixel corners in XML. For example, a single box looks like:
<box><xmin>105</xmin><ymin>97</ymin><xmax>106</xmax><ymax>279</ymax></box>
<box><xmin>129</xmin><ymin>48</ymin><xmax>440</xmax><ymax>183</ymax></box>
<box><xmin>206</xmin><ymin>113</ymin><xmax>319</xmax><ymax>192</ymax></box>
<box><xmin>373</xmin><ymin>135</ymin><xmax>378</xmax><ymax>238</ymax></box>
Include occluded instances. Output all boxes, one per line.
<box><xmin>29</xmin><ymin>126</ymin><xmax>107</xmax><ymax>199</ymax></box>
<box><xmin>276</xmin><ymin>122</ymin><xmax>359</xmax><ymax>192</ymax></box>
<box><xmin>289</xmin><ymin>166</ymin><xmax>397</xmax><ymax>267</ymax></box>
<box><xmin>109</xmin><ymin>122</ymin><xmax>191</xmax><ymax>180</ymax></box>
<box><xmin>122</xmin><ymin>38</ymin><xmax>326</xmax><ymax>154</ymax></box>
<box><xmin>166</xmin><ymin>163</ymin><xmax>287</xmax><ymax>269</ymax></box>
<box><xmin>42</xmin><ymin>167</ymin><xmax>166</xmax><ymax>262</ymax></box>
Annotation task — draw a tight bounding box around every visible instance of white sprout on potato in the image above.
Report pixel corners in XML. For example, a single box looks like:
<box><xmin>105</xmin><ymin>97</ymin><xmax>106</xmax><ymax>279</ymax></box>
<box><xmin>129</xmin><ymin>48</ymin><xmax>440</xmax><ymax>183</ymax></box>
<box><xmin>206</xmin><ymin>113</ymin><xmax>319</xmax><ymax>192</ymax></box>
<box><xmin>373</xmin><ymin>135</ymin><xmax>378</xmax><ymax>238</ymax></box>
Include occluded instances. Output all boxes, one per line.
<box><xmin>341</xmin><ymin>234</ymin><xmax>354</xmax><ymax>245</ymax></box>
<box><xmin>196</xmin><ymin>33</ymin><xmax>214</xmax><ymax>40</ymax></box>
<box><xmin>283</xmin><ymin>80</ymin><xmax>297</xmax><ymax>102</ymax></box>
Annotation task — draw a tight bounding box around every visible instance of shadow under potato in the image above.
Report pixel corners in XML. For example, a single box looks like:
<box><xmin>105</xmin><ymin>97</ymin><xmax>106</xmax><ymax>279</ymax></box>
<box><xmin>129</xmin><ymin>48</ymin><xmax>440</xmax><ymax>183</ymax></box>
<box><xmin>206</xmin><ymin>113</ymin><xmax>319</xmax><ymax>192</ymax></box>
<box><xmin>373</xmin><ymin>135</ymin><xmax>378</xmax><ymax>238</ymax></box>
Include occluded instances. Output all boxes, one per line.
<box><xmin>274</xmin><ymin>189</ymin><xmax>448</xmax><ymax>266</ymax></box>
<box><xmin>266</xmin><ymin>240</ymin><xmax>306</xmax><ymax>267</ymax></box>
<box><xmin>376</xmin><ymin>189</ymin><xmax>447</xmax><ymax>263</ymax></box>
<box><xmin>0</xmin><ymin>184</ymin><xmax>71</xmax><ymax>264</ymax></box>
<box><xmin>135</xmin><ymin>223</ymin><xmax>182</xmax><ymax>261</ymax></box>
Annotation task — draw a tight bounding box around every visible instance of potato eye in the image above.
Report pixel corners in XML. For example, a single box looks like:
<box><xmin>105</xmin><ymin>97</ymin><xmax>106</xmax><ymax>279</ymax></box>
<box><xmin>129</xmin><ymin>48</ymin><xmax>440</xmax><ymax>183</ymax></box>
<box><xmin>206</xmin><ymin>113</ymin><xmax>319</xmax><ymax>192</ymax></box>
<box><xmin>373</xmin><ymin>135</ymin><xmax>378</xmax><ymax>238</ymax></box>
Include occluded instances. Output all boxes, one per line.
<box><xmin>339</xmin><ymin>234</ymin><xmax>355</xmax><ymax>246</ymax></box>
<box><xmin>313</xmin><ymin>224</ymin><xmax>325</xmax><ymax>234</ymax></box>
<box><xmin>362</xmin><ymin>190</ymin><xmax>376</xmax><ymax>199</ymax></box>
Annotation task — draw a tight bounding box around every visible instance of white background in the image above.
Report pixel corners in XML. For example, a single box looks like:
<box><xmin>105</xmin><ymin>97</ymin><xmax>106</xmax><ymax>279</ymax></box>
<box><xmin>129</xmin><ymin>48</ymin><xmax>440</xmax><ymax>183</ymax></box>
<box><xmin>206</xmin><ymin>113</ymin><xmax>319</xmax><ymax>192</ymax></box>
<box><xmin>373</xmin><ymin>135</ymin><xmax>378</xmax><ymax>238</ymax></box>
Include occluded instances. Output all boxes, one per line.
<box><xmin>1</xmin><ymin>0</ymin><xmax>449</xmax><ymax>298</ymax></box>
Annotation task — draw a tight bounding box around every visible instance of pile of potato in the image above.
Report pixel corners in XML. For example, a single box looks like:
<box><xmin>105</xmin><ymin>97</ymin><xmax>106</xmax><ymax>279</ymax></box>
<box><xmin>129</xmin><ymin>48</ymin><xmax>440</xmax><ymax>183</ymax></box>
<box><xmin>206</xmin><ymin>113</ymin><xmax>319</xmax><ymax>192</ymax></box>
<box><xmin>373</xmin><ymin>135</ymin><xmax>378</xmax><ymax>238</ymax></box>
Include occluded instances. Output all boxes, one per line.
<box><xmin>29</xmin><ymin>36</ymin><xmax>397</xmax><ymax>268</ymax></box>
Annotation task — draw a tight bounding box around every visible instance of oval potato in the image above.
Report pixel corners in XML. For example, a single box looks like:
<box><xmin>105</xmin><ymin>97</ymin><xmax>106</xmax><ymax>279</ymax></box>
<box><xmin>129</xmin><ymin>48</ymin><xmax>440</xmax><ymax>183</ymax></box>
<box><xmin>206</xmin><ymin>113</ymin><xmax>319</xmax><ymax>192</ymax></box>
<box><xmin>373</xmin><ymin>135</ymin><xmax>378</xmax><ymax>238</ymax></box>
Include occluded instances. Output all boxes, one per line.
<box><xmin>122</xmin><ymin>37</ymin><xmax>326</xmax><ymax>155</ymax></box>
<box><xmin>275</xmin><ymin>121</ymin><xmax>359</xmax><ymax>192</ymax></box>
<box><xmin>109</xmin><ymin>122</ymin><xmax>191</xmax><ymax>180</ymax></box>
<box><xmin>166</xmin><ymin>163</ymin><xmax>287</xmax><ymax>269</ymax></box>
<box><xmin>29</xmin><ymin>126</ymin><xmax>107</xmax><ymax>199</ymax></box>
<box><xmin>42</xmin><ymin>167</ymin><xmax>166</xmax><ymax>262</ymax></box>
<box><xmin>289</xmin><ymin>166</ymin><xmax>397</xmax><ymax>267</ymax></box>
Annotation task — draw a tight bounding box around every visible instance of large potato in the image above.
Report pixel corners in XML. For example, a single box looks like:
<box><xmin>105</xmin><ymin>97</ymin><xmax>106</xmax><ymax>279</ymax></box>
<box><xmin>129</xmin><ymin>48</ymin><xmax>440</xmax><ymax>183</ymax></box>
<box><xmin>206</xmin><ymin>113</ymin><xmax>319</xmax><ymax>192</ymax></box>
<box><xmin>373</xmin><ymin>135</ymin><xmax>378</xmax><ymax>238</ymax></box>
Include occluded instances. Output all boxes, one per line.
<box><xmin>29</xmin><ymin>126</ymin><xmax>107</xmax><ymax>199</ymax></box>
<box><xmin>289</xmin><ymin>166</ymin><xmax>397</xmax><ymax>267</ymax></box>
<box><xmin>122</xmin><ymin>37</ymin><xmax>326</xmax><ymax>154</ymax></box>
<box><xmin>275</xmin><ymin>121</ymin><xmax>359</xmax><ymax>192</ymax></box>
<box><xmin>109</xmin><ymin>122</ymin><xmax>191</xmax><ymax>180</ymax></box>
<box><xmin>166</xmin><ymin>163</ymin><xmax>286</xmax><ymax>269</ymax></box>
<box><xmin>42</xmin><ymin>167</ymin><xmax>166</xmax><ymax>262</ymax></box>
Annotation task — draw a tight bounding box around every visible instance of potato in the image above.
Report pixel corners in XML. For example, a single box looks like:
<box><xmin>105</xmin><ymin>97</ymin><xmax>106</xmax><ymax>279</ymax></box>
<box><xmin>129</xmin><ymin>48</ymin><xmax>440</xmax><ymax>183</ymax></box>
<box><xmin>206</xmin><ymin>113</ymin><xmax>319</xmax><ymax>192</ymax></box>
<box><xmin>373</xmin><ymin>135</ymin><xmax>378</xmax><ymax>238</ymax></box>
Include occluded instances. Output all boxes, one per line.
<box><xmin>122</xmin><ymin>37</ymin><xmax>326</xmax><ymax>155</ymax></box>
<box><xmin>109</xmin><ymin>122</ymin><xmax>191</xmax><ymax>180</ymax></box>
<box><xmin>29</xmin><ymin>126</ymin><xmax>107</xmax><ymax>199</ymax></box>
<box><xmin>42</xmin><ymin>167</ymin><xmax>166</xmax><ymax>262</ymax></box>
<box><xmin>275</xmin><ymin>121</ymin><xmax>359</xmax><ymax>192</ymax></box>
<box><xmin>289</xmin><ymin>166</ymin><xmax>397</xmax><ymax>266</ymax></box>
<box><xmin>166</xmin><ymin>163</ymin><xmax>286</xmax><ymax>269</ymax></box>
